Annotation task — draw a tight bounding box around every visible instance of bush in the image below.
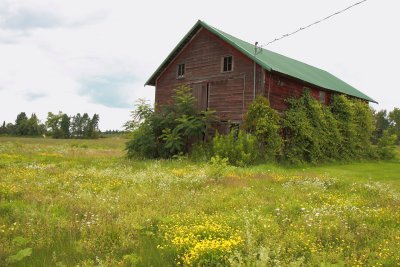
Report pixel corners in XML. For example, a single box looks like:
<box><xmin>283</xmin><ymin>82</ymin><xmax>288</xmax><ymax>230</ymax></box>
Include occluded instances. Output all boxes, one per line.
<box><xmin>126</xmin><ymin>123</ymin><xmax>157</xmax><ymax>159</ymax></box>
<box><xmin>125</xmin><ymin>85</ymin><xmax>216</xmax><ymax>159</ymax></box>
<box><xmin>243</xmin><ymin>96</ymin><xmax>282</xmax><ymax>161</ymax></box>
<box><xmin>212</xmin><ymin>130</ymin><xmax>258</xmax><ymax>166</ymax></box>
<box><xmin>208</xmin><ymin>156</ymin><xmax>229</xmax><ymax>180</ymax></box>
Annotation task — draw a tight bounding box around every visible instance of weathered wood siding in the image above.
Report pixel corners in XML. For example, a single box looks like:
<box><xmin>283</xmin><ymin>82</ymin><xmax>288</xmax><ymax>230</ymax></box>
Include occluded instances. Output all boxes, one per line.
<box><xmin>155</xmin><ymin>28</ymin><xmax>263</xmax><ymax>122</ymax></box>
<box><xmin>264</xmin><ymin>72</ymin><xmax>333</xmax><ymax>112</ymax></box>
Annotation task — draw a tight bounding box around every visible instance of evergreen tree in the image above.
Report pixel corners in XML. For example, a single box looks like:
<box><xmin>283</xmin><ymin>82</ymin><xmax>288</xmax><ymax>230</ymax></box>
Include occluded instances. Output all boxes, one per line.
<box><xmin>71</xmin><ymin>113</ymin><xmax>101</xmax><ymax>139</ymax></box>
<box><xmin>82</xmin><ymin>113</ymin><xmax>91</xmax><ymax>138</ymax></box>
<box><xmin>89</xmin><ymin>114</ymin><xmax>100</xmax><ymax>138</ymax></box>
<box><xmin>15</xmin><ymin>112</ymin><xmax>29</xmax><ymax>136</ymax></box>
<box><xmin>60</xmin><ymin>114</ymin><xmax>71</xmax><ymax>138</ymax></box>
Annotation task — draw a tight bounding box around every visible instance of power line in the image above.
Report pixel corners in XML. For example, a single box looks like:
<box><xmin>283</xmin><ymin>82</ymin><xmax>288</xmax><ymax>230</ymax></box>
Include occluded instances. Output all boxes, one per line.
<box><xmin>261</xmin><ymin>0</ymin><xmax>368</xmax><ymax>47</ymax></box>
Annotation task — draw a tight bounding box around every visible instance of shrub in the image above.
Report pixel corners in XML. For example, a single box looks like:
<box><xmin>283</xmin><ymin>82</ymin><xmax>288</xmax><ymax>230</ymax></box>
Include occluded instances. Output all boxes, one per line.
<box><xmin>126</xmin><ymin>123</ymin><xmax>157</xmax><ymax>159</ymax></box>
<box><xmin>208</xmin><ymin>156</ymin><xmax>229</xmax><ymax>180</ymax></box>
<box><xmin>125</xmin><ymin>85</ymin><xmax>216</xmax><ymax>159</ymax></box>
<box><xmin>212</xmin><ymin>130</ymin><xmax>258</xmax><ymax>166</ymax></box>
<box><xmin>243</xmin><ymin>96</ymin><xmax>282</xmax><ymax>161</ymax></box>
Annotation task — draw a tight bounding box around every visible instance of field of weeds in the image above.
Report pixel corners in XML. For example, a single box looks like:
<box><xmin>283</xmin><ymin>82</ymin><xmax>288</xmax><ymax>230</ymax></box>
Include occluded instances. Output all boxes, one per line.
<box><xmin>0</xmin><ymin>137</ymin><xmax>399</xmax><ymax>266</ymax></box>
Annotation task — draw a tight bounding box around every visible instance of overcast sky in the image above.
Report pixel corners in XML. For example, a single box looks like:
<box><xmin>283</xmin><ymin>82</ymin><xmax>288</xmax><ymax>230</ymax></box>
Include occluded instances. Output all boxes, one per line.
<box><xmin>0</xmin><ymin>0</ymin><xmax>399</xmax><ymax>130</ymax></box>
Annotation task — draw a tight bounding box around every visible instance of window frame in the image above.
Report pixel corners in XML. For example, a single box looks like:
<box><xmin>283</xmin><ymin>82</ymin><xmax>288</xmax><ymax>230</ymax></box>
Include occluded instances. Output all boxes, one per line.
<box><xmin>177</xmin><ymin>63</ymin><xmax>185</xmax><ymax>79</ymax></box>
<box><xmin>221</xmin><ymin>55</ymin><xmax>233</xmax><ymax>72</ymax></box>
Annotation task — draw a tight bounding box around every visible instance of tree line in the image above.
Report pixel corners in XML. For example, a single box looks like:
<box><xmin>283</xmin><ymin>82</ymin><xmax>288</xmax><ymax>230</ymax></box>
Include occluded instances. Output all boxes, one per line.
<box><xmin>0</xmin><ymin>112</ymin><xmax>100</xmax><ymax>139</ymax></box>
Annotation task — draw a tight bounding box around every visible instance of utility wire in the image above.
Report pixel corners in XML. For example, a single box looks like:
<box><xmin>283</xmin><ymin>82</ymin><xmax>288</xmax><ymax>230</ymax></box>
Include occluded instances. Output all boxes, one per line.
<box><xmin>261</xmin><ymin>0</ymin><xmax>368</xmax><ymax>47</ymax></box>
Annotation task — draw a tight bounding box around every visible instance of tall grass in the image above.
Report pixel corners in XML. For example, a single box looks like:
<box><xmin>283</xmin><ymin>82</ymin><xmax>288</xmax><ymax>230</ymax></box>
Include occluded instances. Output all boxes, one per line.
<box><xmin>0</xmin><ymin>137</ymin><xmax>399</xmax><ymax>266</ymax></box>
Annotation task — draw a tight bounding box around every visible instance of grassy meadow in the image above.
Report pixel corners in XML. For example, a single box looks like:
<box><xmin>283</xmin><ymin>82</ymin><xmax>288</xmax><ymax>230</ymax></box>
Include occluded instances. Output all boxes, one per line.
<box><xmin>0</xmin><ymin>137</ymin><xmax>399</xmax><ymax>266</ymax></box>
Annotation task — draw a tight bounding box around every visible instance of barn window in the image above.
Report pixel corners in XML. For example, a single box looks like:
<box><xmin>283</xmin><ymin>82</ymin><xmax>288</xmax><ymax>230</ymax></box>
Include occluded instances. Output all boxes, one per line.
<box><xmin>319</xmin><ymin>91</ymin><xmax>326</xmax><ymax>104</ymax></box>
<box><xmin>222</xmin><ymin>56</ymin><xmax>233</xmax><ymax>72</ymax></box>
<box><xmin>177</xmin><ymin>63</ymin><xmax>185</xmax><ymax>78</ymax></box>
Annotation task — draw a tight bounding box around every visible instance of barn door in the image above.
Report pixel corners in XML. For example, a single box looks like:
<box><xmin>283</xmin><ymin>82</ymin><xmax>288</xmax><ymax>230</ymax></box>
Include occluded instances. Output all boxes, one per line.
<box><xmin>191</xmin><ymin>83</ymin><xmax>208</xmax><ymax>111</ymax></box>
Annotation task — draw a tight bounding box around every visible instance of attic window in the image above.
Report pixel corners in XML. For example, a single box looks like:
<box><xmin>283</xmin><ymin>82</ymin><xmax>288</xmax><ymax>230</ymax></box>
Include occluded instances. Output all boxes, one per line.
<box><xmin>319</xmin><ymin>91</ymin><xmax>326</xmax><ymax>104</ymax></box>
<box><xmin>177</xmin><ymin>64</ymin><xmax>185</xmax><ymax>78</ymax></box>
<box><xmin>222</xmin><ymin>56</ymin><xmax>233</xmax><ymax>72</ymax></box>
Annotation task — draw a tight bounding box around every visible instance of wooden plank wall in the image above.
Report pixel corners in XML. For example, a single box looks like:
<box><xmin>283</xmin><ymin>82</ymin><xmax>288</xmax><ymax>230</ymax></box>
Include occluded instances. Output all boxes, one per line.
<box><xmin>265</xmin><ymin>72</ymin><xmax>332</xmax><ymax>112</ymax></box>
<box><xmin>155</xmin><ymin>28</ymin><xmax>263</xmax><ymax>122</ymax></box>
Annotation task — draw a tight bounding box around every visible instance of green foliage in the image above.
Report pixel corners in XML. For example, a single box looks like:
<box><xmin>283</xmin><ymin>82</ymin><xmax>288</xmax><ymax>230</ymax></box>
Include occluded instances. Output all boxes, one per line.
<box><xmin>172</xmin><ymin>85</ymin><xmax>197</xmax><ymax>116</ymax></box>
<box><xmin>46</xmin><ymin>112</ymin><xmax>100</xmax><ymax>139</ymax></box>
<box><xmin>160</xmin><ymin>128</ymin><xmax>185</xmax><ymax>156</ymax></box>
<box><xmin>7</xmin><ymin>113</ymin><xmax>45</xmax><ymax>137</ymax></box>
<box><xmin>352</xmin><ymin>99</ymin><xmax>375</xmax><ymax>158</ymax></box>
<box><xmin>190</xmin><ymin>142</ymin><xmax>213</xmax><ymax>162</ymax></box>
<box><xmin>388</xmin><ymin>108</ymin><xmax>400</xmax><ymax>144</ymax></box>
<box><xmin>208</xmin><ymin>155</ymin><xmax>229</xmax><ymax>180</ymax></box>
<box><xmin>376</xmin><ymin>130</ymin><xmax>397</xmax><ymax>160</ymax></box>
<box><xmin>6</xmin><ymin>248</ymin><xmax>32</xmax><ymax>264</ymax></box>
<box><xmin>60</xmin><ymin>114</ymin><xmax>71</xmax><ymax>139</ymax></box>
<box><xmin>330</xmin><ymin>95</ymin><xmax>360</xmax><ymax>160</ymax></box>
<box><xmin>125</xmin><ymin>123</ymin><xmax>157</xmax><ymax>159</ymax></box>
<box><xmin>125</xmin><ymin>85</ymin><xmax>216</xmax><ymax>159</ymax></box>
<box><xmin>282</xmin><ymin>91</ymin><xmax>375</xmax><ymax>164</ymax></box>
<box><xmin>212</xmin><ymin>130</ymin><xmax>258</xmax><ymax>166</ymax></box>
<box><xmin>283</xmin><ymin>91</ymin><xmax>336</xmax><ymax>164</ymax></box>
<box><xmin>331</xmin><ymin>95</ymin><xmax>375</xmax><ymax>160</ymax></box>
<box><xmin>0</xmin><ymin>121</ymin><xmax>7</xmax><ymax>135</ymax></box>
<box><xmin>243</xmin><ymin>96</ymin><xmax>282</xmax><ymax>161</ymax></box>
<box><xmin>15</xmin><ymin>112</ymin><xmax>29</xmax><ymax>136</ymax></box>
<box><xmin>373</xmin><ymin>110</ymin><xmax>390</xmax><ymax>143</ymax></box>
<box><xmin>123</xmin><ymin>99</ymin><xmax>154</xmax><ymax>132</ymax></box>
<box><xmin>46</xmin><ymin>112</ymin><xmax>64</xmax><ymax>138</ymax></box>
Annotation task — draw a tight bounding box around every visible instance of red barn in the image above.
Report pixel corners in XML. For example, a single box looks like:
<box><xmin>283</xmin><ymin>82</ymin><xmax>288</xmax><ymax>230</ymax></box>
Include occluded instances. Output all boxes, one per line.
<box><xmin>145</xmin><ymin>20</ymin><xmax>376</xmax><ymax>131</ymax></box>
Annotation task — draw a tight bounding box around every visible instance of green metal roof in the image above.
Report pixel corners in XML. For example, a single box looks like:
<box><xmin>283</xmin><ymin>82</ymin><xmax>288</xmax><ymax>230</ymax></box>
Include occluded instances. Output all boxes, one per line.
<box><xmin>145</xmin><ymin>20</ymin><xmax>377</xmax><ymax>103</ymax></box>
